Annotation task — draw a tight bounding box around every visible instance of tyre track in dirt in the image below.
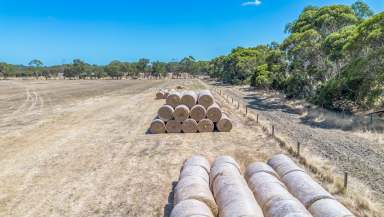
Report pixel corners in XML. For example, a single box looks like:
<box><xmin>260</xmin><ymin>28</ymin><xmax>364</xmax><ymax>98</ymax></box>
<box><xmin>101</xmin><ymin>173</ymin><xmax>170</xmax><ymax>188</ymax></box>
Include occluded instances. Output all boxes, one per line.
<box><xmin>216</xmin><ymin>85</ymin><xmax>384</xmax><ymax>201</ymax></box>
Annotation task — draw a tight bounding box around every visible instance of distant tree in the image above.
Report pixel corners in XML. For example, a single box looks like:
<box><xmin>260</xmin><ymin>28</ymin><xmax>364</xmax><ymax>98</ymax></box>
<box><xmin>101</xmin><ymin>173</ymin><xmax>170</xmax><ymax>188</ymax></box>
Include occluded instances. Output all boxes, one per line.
<box><xmin>29</xmin><ymin>59</ymin><xmax>44</xmax><ymax>79</ymax></box>
<box><xmin>136</xmin><ymin>58</ymin><xmax>150</xmax><ymax>73</ymax></box>
<box><xmin>0</xmin><ymin>63</ymin><xmax>14</xmax><ymax>79</ymax></box>
<box><xmin>352</xmin><ymin>0</ymin><xmax>374</xmax><ymax>19</ymax></box>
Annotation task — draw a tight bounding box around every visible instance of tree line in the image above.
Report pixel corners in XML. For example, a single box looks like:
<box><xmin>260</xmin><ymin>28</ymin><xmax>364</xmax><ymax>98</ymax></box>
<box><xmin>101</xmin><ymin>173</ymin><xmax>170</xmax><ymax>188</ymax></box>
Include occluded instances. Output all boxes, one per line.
<box><xmin>209</xmin><ymin>1</ymin><xmax>383</xmax><ymax>112</ymax></box>
<box><xmin>0</xmin><ymin>56</ymin><xmax>210</xmax><ymax>80</ymax></box>
<box><xmin>0</xmin><ymin>1</ymin><xmax>382</xmax><ymax>111</ymax></box>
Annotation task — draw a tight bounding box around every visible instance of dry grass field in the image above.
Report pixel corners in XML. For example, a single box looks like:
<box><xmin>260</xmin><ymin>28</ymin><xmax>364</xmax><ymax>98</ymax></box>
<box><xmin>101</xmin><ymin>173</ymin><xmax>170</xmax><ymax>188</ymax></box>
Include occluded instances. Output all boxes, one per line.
<box><xmin>0</xmin><ymin>79</ymin><xmax>382</xmax><ymax>217</ymax></box>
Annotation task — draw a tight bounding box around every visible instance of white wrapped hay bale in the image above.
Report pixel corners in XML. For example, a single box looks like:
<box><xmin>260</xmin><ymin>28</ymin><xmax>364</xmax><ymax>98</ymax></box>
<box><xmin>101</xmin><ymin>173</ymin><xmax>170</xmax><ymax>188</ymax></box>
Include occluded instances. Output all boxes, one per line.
<box><xmin>166</xmin><ymin>92</ymin><xmax>182</xmax><ymax>108</ymax></box>
<box><xmin>265</xmin><ymin>197</ymin><xmax>313</xmax><ymax>217</ymax></box>
<box><xmin>181</xmin><ymin>91</ymin><xmax>198</xmax><ymax>108</ymax></box>
<box><xmin>158</xmin><ymin>105</ymin><xmax>174</xmax><ymax>121</ymax></box>
<box><xmin>174</xmin><ymin>156</ymin><xmax>218</xmax><ymax>216</ymax></box>
<box><xmin>182</xmin><ymin>155</ymin><xmax>211</xmax><ymax>174</ymax></box>
<box><xmin>174</xmin><ymin>176</ymin><xmax>218</xmax><ymax>216</ymax></box>
<box><xmin>246</xmin><ymin>163</ymin><xmax>312</xmax><ymax>217</ymax></box>
<box><xmin>174</xmin><ymin>105</ymin><xmax>190</xmax><ymax>122</ymax></box>
<box><xmin>206</xmin><ymin>103</ymin><xmax>222</xmax><ymax>122</ymax></box>
<box><xmin>244</xmin><ymin>162</ymin><xmax>279</xmax><ymax>181</ymax></box>
<box><xmin>190</xmin><ymin>105</ymin><xmax>207</xmax><ymax>122</ymax></box>
<box><xmin>179</xmin><ymin>165</ymin><xmax>209</xmax><ymax>184</ymax></box>
<box><xmin>198</xmin><ymin>90</ymin><xmax>214</xmax><ymax>108</ymax></box>
<box><xmin>182</xmin><ymin>119</ymin><xmax>198</xmax><ymax>133</ymax></box>
<box><xmin>308</xmin><ymin>198</ymin><xmax>354</xmax><ymax>217</ymax></box>
<box><xmin>170</xmin><ymin>199</ymin><xmax>214</xmax><ymax>217</ymax></box>
<box><xmin>197</xmin><ymin>119</ymin><xmax>214</xmax><ymax>133</ymax></box>
<box><xmin>268</xmin><ymin>154</ymin><xmax>334</xmax><ymax>208</ymax></box>
<box><xmin>149</xmin><ymin>119</ymin><xmax>166</xmax><ymax>134</ymax></box>
<box><xmin>216</xmin><ymin>113</ymin><xmax>233</xmax><ymax>132</ymax></box>
<box><xmin>211</xmin><ymin>156</ymin><xmax>264</xmax><ymax>217</ymax></box>
<box><xmin>215</xmin><ymin>177</ymin><xmax>264</xmax><ymax>217</ymax></box>
<box><xmin>166</xmin><ymin>120</ymin><xmax>182</xmax><ymax>133</ymax></box>
<box><xmin>268</xmin><ymin>154</ymin><xmax>305</xmax><ymax>177</ymax></box>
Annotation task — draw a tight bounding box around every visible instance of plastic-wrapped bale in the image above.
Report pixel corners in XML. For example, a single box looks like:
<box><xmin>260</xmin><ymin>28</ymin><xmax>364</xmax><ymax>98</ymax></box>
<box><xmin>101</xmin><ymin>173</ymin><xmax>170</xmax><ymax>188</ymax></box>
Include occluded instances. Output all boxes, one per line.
<box><xmin>308</xmin><ymin>198</ymin><xmax>355</xmax><ymax>217</ymax></box>
<box><xmin>211</xmin><ymin>156</ymin><xmax>264</xmax><ymax>217</ymax></box>
<box><xmin>170</xmin><ymin>199</ymin><xmax>214</xmax><ymax>217</ymax></box>
<box><xmin>190</xmin><ymin>105</ymin><xmax>207</xmax><ymax>122</ymax></box>
<box><xmin>166</xmin><ymin>120</ymin><xmax>182</xmax><ymax>133</ymax></box>
<box><xmin>216</xmin><ymin>114</ymin><xmax>233</xmax><ymax>132</ymax></box>
<box><xmin>174</xmin><ymin>156</ymin><xmax>218</xmax><ymax>216</ymax></box>
<box><xmin>181</xmin><ymin>155</ymin><xmax>211</xmax><ymax>174</ymax></box>
<box><xmin>197</xmin><ymin>119</ymin><xmax>214</xmax><ymax>133</ymax></box>
<box><xmin>206</xmin><ymin>103</ymin><xmax>222</xmax><ymax>123</ymax></box>
<box><xmin>244</xmin><ymin>162</ymin><xmax>279</xmax><ymax>181</ymax></box>
<box><xmin>149</xmin><ymin>119</ymin><xmax>166</xmax><ymax>134</ymax></box>
<box><xmin>166</xmin><ymin>92</ymin><xmax>182</xmax><ymax>108</ymax></box>
<box><xmin>158</xmin><ymin>105</ymin><xmax>174</xmax><ymax>121</ymax></box>
<box><xmin>174</xmin><ymin>176</ymin><xmax>218</xmax><ymax>216</ymax></box>
<box><xmin>246</xmin><ymin>163</ymin><xmax>312</xmax><ymax>217</ymax></box>
<box><xmin>198</xmin><ymin>90</ymin><xmax>214</xmax><ymax>108</ymax></box>
<box><xmin>181</xmin><ymin>91</ymin><xmax>198</xmax><ymax>108</ymax></box>
<box><xmin>209</xmin><ymin>156</ymin><xmax>241</xmax><ymax>189</ymax></box>
<box><xmin>268</xmin><ymin>154</ymin><xmax>305</xmax><ymax>177</ymax></box>
<box><xmin>174</xmin><ymin>105</ymin><xmax>190</xmax><ymax>122</ymax></box>
<box><xmin>182</xmin><ymin>119</ymin><xmax>198</xmax><ymax>133</ymax></box>
<box><xmin>268</xmin><ymin>154</ymin><xmax>334</xmax><ymax>208</ymax></box>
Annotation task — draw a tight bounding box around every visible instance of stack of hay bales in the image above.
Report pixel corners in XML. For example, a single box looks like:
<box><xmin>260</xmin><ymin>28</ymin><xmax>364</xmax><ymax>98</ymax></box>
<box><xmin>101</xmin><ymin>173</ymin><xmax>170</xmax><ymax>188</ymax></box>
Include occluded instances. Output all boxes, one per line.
<box><xmin>171</xmin><ymin>156</ymin><xmax>217</xmax><ymax>217</ymax></box>
<box><xmin>150</xmin><ymin>90</ymin><xmax>233</xmax><ymax>134</ymax></box>
<box><xmin>268</xmin><ymin>154</ymin><xmax>355</xmax><ymax>217</ymax></box>
<box><xmin>156</xmin><ymin>89</ymin><xmax>171</xmax><ymax>99</ymax></box>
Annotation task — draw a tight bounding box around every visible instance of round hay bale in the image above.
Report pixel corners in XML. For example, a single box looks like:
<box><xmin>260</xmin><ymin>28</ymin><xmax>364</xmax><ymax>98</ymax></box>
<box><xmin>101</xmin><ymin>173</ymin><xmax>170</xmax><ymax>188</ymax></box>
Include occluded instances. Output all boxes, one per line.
<box><xmin>210</xmin><ymin>156</ymin><xmax>241</xmax><ymax>191</ymax></box>
<box><xmin>206</xmin><ymin>103</ymin><xmax>222</xmax><ymax>122</ymax></box>
<box><xmin>181</xmin><ymin>91</ymin><xmax>198</xmax><ymax>108</ymax></box>
<box><xmin>197</xmin><ymin>119</ymin><xmax>214</xmax><ymax>133</ymax></box>
<box><xmin>182</xmin><ymin>119</ymin><xmax>198</xmax><ymax>133</ymax></box>
<box><xmin>173</xmin><ymin>105</ymin><xmax>190</xmax><ymax>122</ymax></box>
<box><xmin>180</xmin><ymin>165</ymin><xmax>209</xmax><ymax>184</ymax></box>
<box><xmin>308</xmin><ymin>198</ymin><xmax>354</xmax><ymax>217</ymax></box>
<box><xmin>149</xmin><ymin>119</ymin><xmax>166</xmax><ymax>134</ymax></box>
<box><xmin>156</xmin><ymin>91</ymin><xmax>165</xmax><ymax>99</ymax></box>
<box><xmin>245</xmin><ymin>162</ymin><xmax>279</xmax><ymax>181</ymax></box>
<box><xmin>182</xmin><ymin>155</ymin><xmax>211</xmax><ymax>174</ymax></box>
<box><xmin>174</xmin><ymin>176</ymin><xmax>218</xmax><ymax>216</ymax></box>
<box><xmin>158</xmin><ymin>105</ymin><xmax>174</xmax><ymax>121</ymax></box>
<box><xmin>268</xmin><ymin>154</ymin><xmax>305</xmax><ymax>177</ymax></box>
<box><xmin>190</xmin><ymin>105</ymin><xmax>207</xmax><ymax>122</ymax></box>
<box><xmin>170</xmin><ymin>199</ymin><xmax>214</xmax><ymax>217</ymax></box>
<box><xmin>265</xmin><ymin>197</ymin><xmax>312</xmax><ymax>217</ymax></box>
<box><xmin>166</xmin><ymin>120</ymin><xmax>182</xmax><ymax>133</ymax></box>
<box><xmin>246</xmin><ymin>170</ymin><xmax>311</xmax><ymax>217</ymax></box>
<box><xmin>212</xmin><ymin>172</ymin><xmax>263</xmax><ymax>217</ymax></box>
<box><xmin>198</xmin><ymin>90</ymin><xmax>214</xmax><ymax>108</ymax></box>
<box><xmin>216</xmin><ymin>114</ymin><xmax>233</xmax><ymax>132</ymax></box>
<box><xmin>282</xmin><ymin>171</ymin><xmax>334</xmax><ymax>208</ymax></box>
<box><xmin>166</xmin><ymin>92</ymin><xmax>182</xmax><ymax>108</ymax></box>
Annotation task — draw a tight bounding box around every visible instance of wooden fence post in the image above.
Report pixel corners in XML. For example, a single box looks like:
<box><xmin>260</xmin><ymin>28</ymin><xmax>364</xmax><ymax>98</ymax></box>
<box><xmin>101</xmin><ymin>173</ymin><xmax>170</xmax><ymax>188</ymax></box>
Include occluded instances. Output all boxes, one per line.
<box><xmin>256</xmin><ymin>114</ymin><xmax>259</xmax><ymax>123</ymax></box>
<box><xmin>246</xmin><ymin>105</ymin><xmax>248</xmax><ymax>115</ymax></box>
<box><xmin>344</xmin><ymin>172</ymin><xmax>348</xmax><ymax>189</ymax></box>
<box><xmin>297</xmin><ymin>142</ymin><xmax>301</xmax><ymax>156</ymax></box>
<box><xmin>272</xmin><ymin>125</ymin><xmax>275</xmax><ymax>137</ymax></box>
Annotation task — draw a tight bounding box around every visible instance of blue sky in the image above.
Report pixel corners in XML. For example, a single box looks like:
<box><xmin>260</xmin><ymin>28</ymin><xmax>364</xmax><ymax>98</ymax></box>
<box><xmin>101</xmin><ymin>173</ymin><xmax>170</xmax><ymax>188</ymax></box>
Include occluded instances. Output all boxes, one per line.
<box><xmin>0</xmin><ymin>0</ymin><xmax>383</xmax><ymax>66</ymax></box>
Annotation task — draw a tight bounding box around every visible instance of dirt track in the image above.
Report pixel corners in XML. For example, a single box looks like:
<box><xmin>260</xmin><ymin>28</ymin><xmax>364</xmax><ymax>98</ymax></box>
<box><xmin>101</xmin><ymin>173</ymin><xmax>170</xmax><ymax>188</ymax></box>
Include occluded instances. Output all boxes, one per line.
<box><xmin>214</xmin><ymin>84</ymin><xmax>384</xmax><ymax>201</ymax></box>
<box><xmin>0</xmin><ymin>79</ymin><xmax>283</xmax><ymax>217</ymax></box>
